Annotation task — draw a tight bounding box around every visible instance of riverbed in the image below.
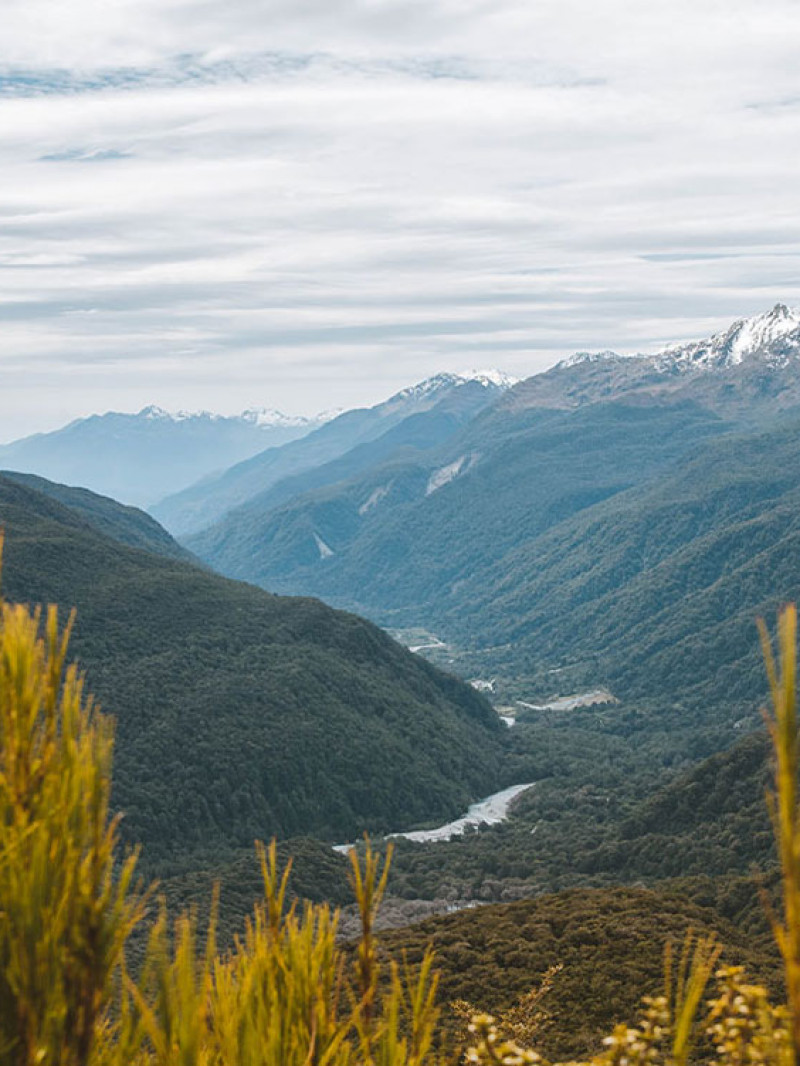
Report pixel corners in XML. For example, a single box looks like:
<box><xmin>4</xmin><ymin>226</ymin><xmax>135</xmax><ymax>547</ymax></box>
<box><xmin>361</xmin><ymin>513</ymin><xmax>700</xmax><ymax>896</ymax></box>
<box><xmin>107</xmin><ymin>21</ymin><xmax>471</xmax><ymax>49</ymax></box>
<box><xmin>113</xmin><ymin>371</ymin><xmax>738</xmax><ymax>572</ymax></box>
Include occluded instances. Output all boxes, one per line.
<box><xmin>332</xmin><ymin>781</ymin><xmax>535</xmax><ymax>853</ymax></box>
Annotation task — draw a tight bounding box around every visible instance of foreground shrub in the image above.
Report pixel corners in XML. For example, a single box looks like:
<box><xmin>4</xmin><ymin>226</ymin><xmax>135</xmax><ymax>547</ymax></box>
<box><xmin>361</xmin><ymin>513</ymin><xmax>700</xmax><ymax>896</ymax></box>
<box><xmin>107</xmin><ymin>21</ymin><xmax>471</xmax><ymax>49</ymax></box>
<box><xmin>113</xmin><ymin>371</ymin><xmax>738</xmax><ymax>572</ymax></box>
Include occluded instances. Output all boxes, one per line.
<box><xmin>0</xmin><ymin>552</ymin><xmax>144</xmax><ymax>1065</ymax></box>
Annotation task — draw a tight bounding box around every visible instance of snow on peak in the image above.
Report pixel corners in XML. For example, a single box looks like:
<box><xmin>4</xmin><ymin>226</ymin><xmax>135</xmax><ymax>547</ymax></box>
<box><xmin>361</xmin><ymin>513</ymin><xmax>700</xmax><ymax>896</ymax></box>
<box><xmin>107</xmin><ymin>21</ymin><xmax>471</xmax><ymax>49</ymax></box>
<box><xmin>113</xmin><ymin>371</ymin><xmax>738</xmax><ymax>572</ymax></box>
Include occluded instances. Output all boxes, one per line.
<box><xmin>138</xmin><ymin>405</ymin><xmax>218</xmax><ymax>422</ymax></box>
<box><xmin>556</xmin><ymin>350</ymin><xmax>620</xmax><ymax>370</ymax></box>
<box><xmin>390</xmin><ymin>369</ymin><xmax>517</xmax><ymax>403</ymax></box>
<box><xmin>658</xmin><ymin>303</ymin><xmax>800</xmax><ymax>371</ymax></box>
<box><xmin>552</xmin><ymin>305</ymin><xmax>800</xmax><ymax>378</ymax></box>
<box><xmin>136</xmin><ymin>405</ymin><xmax>320</xmax><ymax>427</ymax></box>
<box><xmin>139</xmin><ymin>404</ymin><xmax>172</xmax><ymax>420</ymax></box>
<box><xmin>239</xmin><ymin>408</ymin><xmax>314</xmax><ymax>428</ymax></box>
<box><xmin>457</xmin><ymin>368</ymin><xmax>519</xmax><ymax>389</ymax></box>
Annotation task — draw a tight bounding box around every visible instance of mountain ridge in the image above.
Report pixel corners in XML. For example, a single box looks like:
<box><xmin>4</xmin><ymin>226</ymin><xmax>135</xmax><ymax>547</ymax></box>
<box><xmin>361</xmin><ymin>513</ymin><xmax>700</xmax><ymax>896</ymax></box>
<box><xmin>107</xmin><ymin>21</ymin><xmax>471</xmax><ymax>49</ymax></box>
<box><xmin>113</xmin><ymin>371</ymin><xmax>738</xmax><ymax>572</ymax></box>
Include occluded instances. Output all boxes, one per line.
<box><xmin>0</xmin><ymin>406</ymin><xmax>329</xmax><ymax>508</ymax></box>
<box><xmin>505</xmin><ymin>304</ymin><xmax>800</xmax><ymax>417</ymax></box>
<box><xmin>0</xmin><ymin>471</ymin><xmax>506</xmax><ymax>866</ymax></box>
<box><xmin>153</xmin><ymin>371</ymin><xmax>515</xmax><ymax>536</ymax></box>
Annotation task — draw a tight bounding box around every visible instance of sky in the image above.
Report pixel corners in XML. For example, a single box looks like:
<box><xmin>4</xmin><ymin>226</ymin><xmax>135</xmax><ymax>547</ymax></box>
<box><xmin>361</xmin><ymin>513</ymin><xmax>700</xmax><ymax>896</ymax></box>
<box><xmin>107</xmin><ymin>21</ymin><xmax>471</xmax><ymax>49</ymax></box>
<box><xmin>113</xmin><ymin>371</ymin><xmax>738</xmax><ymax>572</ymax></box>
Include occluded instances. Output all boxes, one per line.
<box><xmin>1</xmin><ymin>0</ymin><xmax>800</xmax><ymax>440</ymax></box>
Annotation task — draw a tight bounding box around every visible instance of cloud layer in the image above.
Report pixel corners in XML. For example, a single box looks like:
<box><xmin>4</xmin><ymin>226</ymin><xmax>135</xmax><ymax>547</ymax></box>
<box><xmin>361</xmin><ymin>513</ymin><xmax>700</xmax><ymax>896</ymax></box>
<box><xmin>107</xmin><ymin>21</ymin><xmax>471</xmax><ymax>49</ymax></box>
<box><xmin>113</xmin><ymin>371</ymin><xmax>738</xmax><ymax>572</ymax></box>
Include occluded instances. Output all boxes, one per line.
<box><xmin>1</xmin><ymin>0</ymin><xmax>799</xmax><ymax>438</ymax></box>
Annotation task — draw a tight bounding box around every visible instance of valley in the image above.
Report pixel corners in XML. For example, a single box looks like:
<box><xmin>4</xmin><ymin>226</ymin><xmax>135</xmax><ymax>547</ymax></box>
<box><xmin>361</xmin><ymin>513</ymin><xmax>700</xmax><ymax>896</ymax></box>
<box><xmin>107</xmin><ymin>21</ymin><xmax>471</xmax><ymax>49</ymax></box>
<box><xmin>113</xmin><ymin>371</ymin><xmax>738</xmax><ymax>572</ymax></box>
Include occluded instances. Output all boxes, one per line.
<box><xmin>5</xmin><ymin>5</ymin><xmax>799</xmax><ymax>1057</ymax></box>
<box><xmin>3</xmin><ymin>305</ymin><xmax>800</xmax><ymax>1059</ymax></box>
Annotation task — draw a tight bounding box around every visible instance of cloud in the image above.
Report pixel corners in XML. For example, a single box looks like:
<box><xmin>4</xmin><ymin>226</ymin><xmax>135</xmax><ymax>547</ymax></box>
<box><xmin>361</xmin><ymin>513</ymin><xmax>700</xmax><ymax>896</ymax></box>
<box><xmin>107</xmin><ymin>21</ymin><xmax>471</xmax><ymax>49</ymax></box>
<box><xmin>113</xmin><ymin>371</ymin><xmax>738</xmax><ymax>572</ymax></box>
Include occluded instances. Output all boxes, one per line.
<box><xmin>0</xmin><ymin>0</ymin><xmax>799</xmax><ymax>437</ymax></box>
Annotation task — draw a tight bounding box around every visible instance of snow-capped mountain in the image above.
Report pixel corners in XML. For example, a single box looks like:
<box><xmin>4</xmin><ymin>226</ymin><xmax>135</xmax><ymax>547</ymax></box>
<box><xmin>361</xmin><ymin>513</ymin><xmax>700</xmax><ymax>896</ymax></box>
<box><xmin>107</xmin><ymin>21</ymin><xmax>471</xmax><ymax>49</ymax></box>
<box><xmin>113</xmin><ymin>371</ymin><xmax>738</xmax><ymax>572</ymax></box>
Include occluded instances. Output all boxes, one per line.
<box><xmin>556</xmin><ymin>306</ymin><xmax>800</xmax><ymax>376</ymax></box>
<box><xmin>509</xmin><ymin>304</ymin><xmax>800</xmax><ymax>416</ymax></box>
<box><xmin>241</xmin><ymin>407</ymin><xmax>329</xmax><ymax>428</ymax></box>
<box><xmin>388</xmin><ymin>370</ymin><xmax>517</xmax><ymax>404</ymax></box>
<box><xmin>139</xmin><ymin>404</ymin><xmax>323</xmax><ymax>429</ymax></box>
<box><xmin>0</xmin><ymin>406</ymin><xmax>328</xmax><ymax>508</ymax></box>
<box><xmin>556</xmin><ymin>350</ymin><xmax>621</xmax><ymax>370</ymax></box>
<box><xmin>457</xmin><ymin>369</ymin><xmax>519</xmax><ymax>388</ymax></box>
<box><xmin>656</xmin><ymin>304</ymin><xmax>800</xmax><ymax>372</ymax></box>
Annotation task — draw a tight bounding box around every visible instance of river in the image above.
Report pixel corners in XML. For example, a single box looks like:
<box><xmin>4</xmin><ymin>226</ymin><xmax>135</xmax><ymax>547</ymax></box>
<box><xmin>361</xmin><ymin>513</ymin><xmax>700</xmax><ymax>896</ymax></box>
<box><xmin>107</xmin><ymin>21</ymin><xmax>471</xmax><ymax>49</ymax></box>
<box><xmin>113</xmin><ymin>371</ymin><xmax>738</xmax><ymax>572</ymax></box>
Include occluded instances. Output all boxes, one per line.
<box><xmin>332</xmin><ymin>781</ymin><xmax>535</xmax><ymax>852</ymax></box>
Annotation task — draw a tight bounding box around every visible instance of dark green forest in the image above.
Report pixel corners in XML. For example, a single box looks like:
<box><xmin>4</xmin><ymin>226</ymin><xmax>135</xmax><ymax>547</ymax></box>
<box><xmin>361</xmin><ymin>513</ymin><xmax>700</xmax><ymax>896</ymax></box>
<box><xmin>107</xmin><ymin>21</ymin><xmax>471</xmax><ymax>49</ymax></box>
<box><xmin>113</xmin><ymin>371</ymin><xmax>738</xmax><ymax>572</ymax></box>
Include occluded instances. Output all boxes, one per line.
<box><xmin>0</xmin><ymin>473</ymin><xmax>505</xmax><ymax>874</ymax></box>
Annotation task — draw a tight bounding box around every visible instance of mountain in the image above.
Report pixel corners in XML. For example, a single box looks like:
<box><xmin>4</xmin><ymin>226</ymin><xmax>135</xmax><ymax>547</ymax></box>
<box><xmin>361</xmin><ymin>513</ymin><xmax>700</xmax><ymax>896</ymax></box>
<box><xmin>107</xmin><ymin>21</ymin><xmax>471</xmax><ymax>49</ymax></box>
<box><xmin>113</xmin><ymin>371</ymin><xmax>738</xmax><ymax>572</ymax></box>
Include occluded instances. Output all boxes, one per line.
<box><xmin>0</xmin><ymin>470</ymin><xmax>198</xmax><ymax>564</ymax></box>
<box><xmin>558</xmin><ymin>303</ymin><xmax>800</xmax><ymax>377</ymax></box>
<box><xmin>152</xmin><ymin>371</ymin><xmax>515</xmax><ymax>536</ymax></box>
<box><xmin>0</xmin><ymin>472</ymin><xmax>505</xmax><ymax>869</ymax></box>
<box><xmin>655</xmin><ymin>302</ymin><xmax>800</xmax><ymax>371</ymax></box>
<box><xmin>185</xmin><ymin>307</ymin><xmax>800</xmax><ymax>715</ymax></box>
<box><xmin>188</xmin><ymin>398</ymin><xmax>729</xmax><ymax>615</ymax></box>
<box><xmin>442</xmin><ymin>413</ymin><xmax>800</xmax><ymax>712</ymax></box>
<box><xmin>0</xmin><ymin>405</ymin><xmax>325</xmax><ymax>509</ymax></box>
<box><xmin>507</xmin><ymin>303</ymin><xmax>800</xmax><ymax>416</ymax></box>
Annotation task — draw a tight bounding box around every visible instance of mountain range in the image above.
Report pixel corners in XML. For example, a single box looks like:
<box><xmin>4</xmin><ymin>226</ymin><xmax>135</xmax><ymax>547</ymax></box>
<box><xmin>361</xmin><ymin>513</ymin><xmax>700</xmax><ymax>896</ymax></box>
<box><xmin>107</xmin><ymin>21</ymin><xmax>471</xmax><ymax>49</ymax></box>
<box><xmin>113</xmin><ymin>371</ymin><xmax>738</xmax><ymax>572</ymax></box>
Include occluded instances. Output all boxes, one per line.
<box><xmin>5</xmin><ymin>306</ymin><xmax>800</xmax><ymax>878</ymax></box>
<box><xmin>511</xmin><ymin>303</ymin><xmax>800</xmax><ymax>416</ymax></box>
<box><xmin>177</xmin><ymin>306</ymin><xmax>800</xmax><ymax>722</ymax></box>
<box><xmin>151</xmin><ymin>371</ymin><xmax>516</xmax><ymax>535</ymax></box>
<box><xmin>4</xmin><ymin>305</ymin><xmax>800</xmax><ymax>1045</ymax></box>
<box><xmin>0</xmin><ymin>405</ymin><xmax>329</xmax><ymax>508</ymax></box>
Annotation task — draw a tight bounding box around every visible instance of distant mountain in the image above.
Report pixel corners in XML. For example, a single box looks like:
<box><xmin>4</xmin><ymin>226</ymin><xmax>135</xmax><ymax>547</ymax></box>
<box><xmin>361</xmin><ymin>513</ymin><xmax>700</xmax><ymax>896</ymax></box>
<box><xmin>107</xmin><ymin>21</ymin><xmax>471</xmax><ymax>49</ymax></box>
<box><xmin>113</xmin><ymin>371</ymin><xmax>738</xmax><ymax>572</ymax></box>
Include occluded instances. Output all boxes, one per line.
<box><xmin>0</xmin><ymin>405</ymin><xmax>326</xmax><ymax>508</ymax></box>
<box><xmin>0</xmin><ymin>473</ymin><xmax>504</xmax><ymax>868</ymax></box>
<box><xmin>153</xmin><ymin>371</ymin><xmax>515</xmax><ymax>536</ymax></box>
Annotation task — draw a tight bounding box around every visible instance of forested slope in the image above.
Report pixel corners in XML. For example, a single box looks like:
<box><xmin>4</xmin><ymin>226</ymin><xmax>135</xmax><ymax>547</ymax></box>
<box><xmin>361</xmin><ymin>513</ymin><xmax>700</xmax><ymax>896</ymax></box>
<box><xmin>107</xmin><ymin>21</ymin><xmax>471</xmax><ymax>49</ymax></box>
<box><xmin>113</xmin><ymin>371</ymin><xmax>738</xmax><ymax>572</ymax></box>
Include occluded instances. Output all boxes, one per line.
<box><xmin>1</xmin><ymin>471</ymin><xmax>198</xmax><ymax>564</ymax></box>
<box><xmin>379</xmin><ymin>726</ymin><xmax>773</xmax><ymax>906</ymax></box>
<box><xmin>445</xmin><ymin>416</ymin><xmax>800</xmax><ymax>707</ymax></box>
<box><xmin>189</xmin><ymin>400</ymin><xmax>727</xmax><ymax>604</ymax></box>
<box><xmin>379</xmin><ymin>885</ymin><xmax>782</xmax><ymax>1061</ymax></box>
<box><xmin>0</xmin><ymin>473</ymin><xmax>505</xmax><ymax>868</ymax></box>
<box><xmin>191</xmin><ymin>398</ymin><xmax>800</xmax><ymax>729</ymax></box>
<box><xmin>154</xmin><ymin>374</ymin><xmax>507</xmax><ymax>535</ymax></box>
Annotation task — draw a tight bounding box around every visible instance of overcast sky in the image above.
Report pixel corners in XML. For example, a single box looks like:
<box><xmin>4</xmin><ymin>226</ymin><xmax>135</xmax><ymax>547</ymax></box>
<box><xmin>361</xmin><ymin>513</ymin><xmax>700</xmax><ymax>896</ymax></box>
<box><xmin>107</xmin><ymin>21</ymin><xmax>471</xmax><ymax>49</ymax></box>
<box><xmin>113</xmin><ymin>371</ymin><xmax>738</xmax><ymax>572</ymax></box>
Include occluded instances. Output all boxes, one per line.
<box><xmin>1</xmin><ymin>0</ymin><xmax>800</xmax><ymax>439</ymax></box>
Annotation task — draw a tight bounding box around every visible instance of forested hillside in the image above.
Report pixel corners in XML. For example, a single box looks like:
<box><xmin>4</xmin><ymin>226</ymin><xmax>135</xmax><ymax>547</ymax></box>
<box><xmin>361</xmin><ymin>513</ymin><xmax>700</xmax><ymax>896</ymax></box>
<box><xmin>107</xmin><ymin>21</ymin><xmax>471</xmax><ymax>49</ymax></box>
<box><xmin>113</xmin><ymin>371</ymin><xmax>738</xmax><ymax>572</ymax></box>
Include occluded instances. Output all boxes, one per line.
<box><xmin>197</xmin><ymin>378</ymin><xmax>501</xmax><ymax>531</ymax></box>
<box><xmin>443</xmin><ymin>415</ymin><xmax>800</xmax><ymax>707</ymax></box>
<box><xmin>0</xmin><ymin>470</ymin><xmax>198</xmax><ymax>564</ymax></box>
<box><xmin>188</xmin><ymin>399</ymin><xmax>727</xmax><ymax>600</ymax></box>
<box><xmin>0</xmin><ymin>473</ymin><xmax>505</xmax><ymax>870</ymax></box>
<box><xmin>154</xmin><ymin>373</ymin><xmax>510</xmax><ymax>535</ymax></box>
<box><xmin>380</xmin><ymin>728</ymin><xmax>772</xmax><ymax>906</ymax></box>
<box><xmin>379</xmin><ymin>885</ymin><xmax>782</xmax><ymax>1060</ymax></box>
<box><xmin>188</xmin><ymin>397</ymin><xmax>800</xmax><ymax>736</ymax></box>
